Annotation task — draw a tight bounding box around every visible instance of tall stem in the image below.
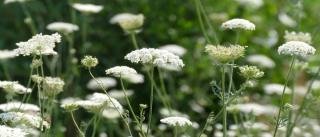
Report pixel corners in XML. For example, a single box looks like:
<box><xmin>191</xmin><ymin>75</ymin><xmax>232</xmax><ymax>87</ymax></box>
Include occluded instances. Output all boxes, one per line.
<box><xmin>146</xmin><ymin>66</ymin><xmax>155</xmax><ymax>135</ymax></box>
<box><xmin>157</xmin><ymin>68</ymin><xmax>172</xmax><ymax>110</ymax></box>
<box><xmin>70</xmin><ymin>111</ymin><xmax>85</xmax><ymax>137</ymax></box>
<box><xmin>273</xmin><ymin>57</ymin><xmax>296</xmax><ymax>137</ymax></box>
<box><xmin>221</xmin><ymin>65</ymin><xmax>227</xmax><ymax>137</ymax></box>
<box><xmin>194</xmin><ymin>0</ymin><xmax>212</xmax><ymax>44</ymax></box>
<box><xmin>130</xmin><ymin>33</ymin><xmax>139</xmax><ymax>49</ymax></box>
<box><xmin>286</xmin><ymin>73</ymin><xmax>296</xmax><ymax>137</ymax></box>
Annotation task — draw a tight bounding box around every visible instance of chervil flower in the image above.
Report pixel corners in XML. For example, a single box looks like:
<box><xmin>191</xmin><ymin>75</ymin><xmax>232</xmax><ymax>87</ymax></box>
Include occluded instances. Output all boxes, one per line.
<box><xmin>227</xmin><ymin>103</ymin><xmax>278</xmax><ymax>116</ymax></box>
<box><xmin>263</xmin><ymin>83</ymin><xmax>291</xmax><ymax>95</ymax></box>
<box><xmin>160</xmin><ymin>116</ymin><xmax>192</xmax><ymax>127</ymax></box>
<box><xmin>278</xmin><ymin>41</ymin><xmax>316</xmax><ymax>57</ymax></box>
<box><xmin>239</xmin><ymin>65</ymin><xmax>264</xmax><ymax>79</ymax></box>
<box><xmin>81</xmin><ymin>55</ymin><xmax>98</xmax><ymax>68</ymax></box>
<box><xmin>0</xmin><ymin>50</ymin><xmax>16</xmax><ymax>60</ymax></box>
<box><xmin>159</xmin><ymin>44</ymin><xmax>187</xmax><ymax>57</ymax></box>
<box><xmin>122</xmin><ymin>73</ymin><xmax>144</xmax><ymax>84</ymax></box>
<box><xmin>0</xmin><ymin>125</ymin><xmax>28</xmax><ymax>137</ymax></box>
<box><xmin>278</xmin><ymin>13</ymin><xmax>296</xmax><ymax>27</ymax></box>
<box><xmin>108</xmin><ymin>89</ymin><xmax>134</xmax><ymax>99</ymax></box>
<box><xmin>124</xmin><ymin>48</ymin><xmax>185</xmax><ymax>68</ymax></box>
<box><xmin>42</xmin><ymin>77</ymin><xmax>65</xmax><ymax>97</ymax></box>
<box><xmin>86</xmin><ymin>77</ymin><xmax>117</xmax><ymax>90</ymax></box>
<box><xmin>72</xmin><ymin>3</ymin><xmax>103</xmax><ymax>14</ymax></box>
<box><xmin>105</xmin><ymin>66</ymin><xmax>137</xmax><ymax>78</ymax></box>
<box><xmin>246</xmin><ymin>54</ymin><xmax>275</xmax><ymax>68</ymax></box>
<box><xmin>0</xmin><ymin>112</ymin><xmax>50</xmax><ymax>129</ymax></box>
<box><xmin>205</xmin><ymin>44</ymin><xmax>246</xmax><ymax>63</ymax></box>
<box><xmin>46</xmin><ymin>22</ymin><xmax>79</xmax><ymax>34</ymax></box>
<box><xmin>4</xmin><ymin>0</ymin><xmax>30</xmax><ymax>4</ymax></box>
<box><xmin>77</xmin><ymin>93</ymin><xmax>123</xmax><ymax>113</ymax></box>
<box><xmin>15</xmin><ymin>33</ymin><xmax>61</xmax><ymax>56</ymax></box>
<box><xmin>284</xmin><ymin>31</ymin><xmax>312</xmax><ymax>44</ymax></box>
<box><xmin>0</xmin><ymin>102</ymin><xmax>40</xmax><ymax>112</ymax></box>
<box><xmin>221</xmin><ymin>18</ymin><xmax>255</xmax><ymax>30</ymax></box>
<box><xmin>110</xmin><ymin>13</ymin><xmax>144</xmax><ymax>32</ymax></box>
<box><xmin>234</xmin><ymin>0</ymin><xmax>263</xmax><ymax>9</ymax></box>
<box><xmin>0</xmin><ymin>81</ymin><xmax>31</xmax><ymax>94</ymax></box>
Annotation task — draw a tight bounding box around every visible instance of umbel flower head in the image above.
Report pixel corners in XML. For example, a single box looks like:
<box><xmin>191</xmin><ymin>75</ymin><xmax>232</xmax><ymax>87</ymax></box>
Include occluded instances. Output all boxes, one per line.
<box><xmin>105</xmin><ymin>66</ymin><xmax>137</xmax><ymax>78</ymax></box>
<box><xmin>278</xmin><ymin>41</ymin><xmax>316</xmax><ymax>58</ymax></box>
<box><xmin>284</xmin><ymin>31</ymin><xmax>312</xmax><ymax>44</ymax></box>
<box><xmin>4</xmin><ymin>0</ymin><xmax>30</xmax><ymax>4</ymax></box>
<box><xmin>0</xmin><ymin>125</ymin><xmax>28</xmax><ymax>137</ymax></box>
<box><xmin>159</xmin><ymin>44</ymin><xmax>187</xmax><ymax>57</ymax></box>
<box><xmin>221</xmin><ymin>18</ymin><xmax>255</xmax><ymax>31</ymax></box>
<box><xmin>72</xmin><ymin>3</ymin><xmax>103</xmax><ymax>14</ymax></box>
<box><xmin>239</xmin><ymin>65</ymin><xmax>264</xmax><ymax>79</ymax></box>
<box><xmin>205</xmin><ymin>44</ymin><xmax>246</xmax><ymax>63</ymax></box>
<box><xmin>0</xmin><ymin>81</ymin><xmax>31</xmax><ymax>94</ymax></box>
<box><xmin>110</xmin><ymin>13</ymin><xmax>144</xmax><ymax>32</ymax></box>
<box><xmin>0</xmin><ymin>101</ymin><xmax>40</xmax><ymax>112</ymax></box>
<box><xmin>15</xmin><ymin>33</ymin><xmax>61</xmax><ymax>56</ymax></box>
<box><xmin>46</xmin><ymin>22</ymin><xmax>79</xmax><ymax>34</ymax></box>
<box><xmin>124</xmin><ymin>48</ymin><xmax>185</xmax><ymax>69</ymax></box>
<box><xmin>0</xmin><ymin>112</ymin><xmax>50</xmax><ymax>129</ymax></box>
<box><xmin>86</xmin><ymin>77</ymin><xmax>117</xmax><ymax>90</ymax></box>
<box><xmin>42</xmin><ymin>77</ymin><xmax>65</xmax><ymax>97</ymax></box>
<box><xmin>160</xmin><ymin>116</ymin><xmax>192</xmax><ymax>127</ymax></box>
<box><xmin>81</xmin><ymin>55</ymin><xmax>98</xmax><ymax>68</ymax></box>
<box><xmin>0</xmin><ymin>50</ymin><xmax>16</xmax><ymax>60</ymax></box>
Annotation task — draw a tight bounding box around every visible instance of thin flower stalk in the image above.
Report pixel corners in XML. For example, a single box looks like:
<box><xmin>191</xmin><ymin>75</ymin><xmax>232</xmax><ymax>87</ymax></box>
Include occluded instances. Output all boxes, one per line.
<box><xmin>130</xmin><ymin>32</ymin><xmax>139</xmax><ymax>49</ymax></box>
<box><xmin>70</xmin><ymin>111</ymin><xmax>85</xmax><ymax>137</ymax></box>
<box><xmin>146</xmin><ymin>66</ymin><xmax>154</xmax><ymax>135</ymax></box>
<box><xmin>221</xmin><ymin>65</ymin><xmax>227</xmax><ymax>137</ymax></box>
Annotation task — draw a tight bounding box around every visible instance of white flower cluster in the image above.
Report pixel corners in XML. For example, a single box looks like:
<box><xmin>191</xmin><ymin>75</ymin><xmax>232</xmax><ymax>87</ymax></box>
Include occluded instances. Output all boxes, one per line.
<box><xmin>234</xmin><ymin>0</ymin><xmax>263</xmax><ymax>9</ymax></box>
<box><xmin>46</xmin><ymin>22</ymin><xmax>79</xmax><ymax>34</ymax></box>
<box><xmin>0</xmin><ymin>112</ymin><xmax>50</xmax><ymax>129</ymax></box>
<box><xmin>86</xmin><ymin>77</ymin><xmax>117</xmax><ymax>90</ymax></box>
<box><xmin>42</xmin><ymin>77</ymin><xmax>65</xmax><ymax>97</ymax></box>
<box><xmin>159</xmin><ymin>44</ymin><xmax>187</xmax><ymax>57</ymax></box>
<box><xmin>0</xmin><ymin>81</ymin><xmax>31</xmax><ymax>94</ymax></box>
<box><xmin>278</xmin><ymin>13</ymin><xmax>296</xmax><ymax>27</ymax></box>
<box><xmin>122</xmin><ymin>73</ymin><xmax>144</xmax><ymax>84</ymax></box>
<box><xmin>0</xmin><ymin>125</ymin><xmax>28</xmax><ymax>137</ymax></box>
<box><xmin>15</xmin><ymin>33</ymin><xmax>61</xmax><ymax>56</ymax></box>
<box><xmin>0</xmin><ymin>50</ymin><xmax>16</xmax><ymax>60</ymax></box>
<box><xmin>108</xmin><ymin>89</ymin><xmax>134</xmax><ymax>99</ymax></box>
<box><xmin>110</xmin><ymin>13</ymin><xmax>144</xmax><ymax>32</ymax></box>
<box><xmin>246</xmin><ymin>54</ymin><xmax>275</xmax><ymax>68</ymax></box>
<box><xmin>263</xmin><ymin>83</ymin><xmax>291</xmax><ymax>95</ymax></box>
<box><xmin>221</xmin><ymin>18</ymin><xmax>255</xmax><ymax>30</ymax></box>
<box><xmin>105</xmin><ymin>66</ymin><xmax>137</xmax><ymax>78</ymax></box>
<box><xmin>278</xmin><ymin>41</ymin><xmax>316</xmax><ymax>57</ymax></box>
<box><xmin>4</xmin><ymin>0</ymin><xmax>29</xmax><ymax>4</ymax></box>
<box><xmin>72</xmin><ymin>3</ymin><xmax>103</xmax><ymax>14</ymax></box>
<box><xmin>125</xmin><ymin>48</ymin><xmax>185</xmax><ymax>69</ymax></box>
<box><xmin>284</xmin><ymin>31</ymin><xmax>312</xmax><ymax>44</ymax></box>
<box><xmin>0</xmin><ymin>102</ymin><xmax>40</xmax><ymax>112</ymax></box>
<box><xmin>160</xmin><ymin>116</ymin><xmax>192</xmax><ymax>127</ymax></box>
<box><xmin>227</xmin><ymin>103</ymin><xmax>278</xmax><ymax>116</ymax></box>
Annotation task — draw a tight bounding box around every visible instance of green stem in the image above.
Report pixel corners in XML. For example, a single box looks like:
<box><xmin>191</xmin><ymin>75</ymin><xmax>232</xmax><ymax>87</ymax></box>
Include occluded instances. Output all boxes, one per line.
<box><xmin>91</xmin><ymin>115</ymin><xmax>98</xmax><ymax>137</ymax></box>
<box><xmin>174</xmin><ymin>126</ymin><xmax>178</xmax><ymax>137</ymax></box>
<box><xmin>273</xmin><ymin>57</ymin><xmax>296</xmax><ymax>137</ymax></box>
<box><xmin>221</xmin><ymin>65</ymin><xmax>227</xmax><ymax>137</ymax></box>
<box><xmin>194</xmin><ymin>0</ymin><xmax>212</xmax><ymax>44</ymax></box>
<box><xmin>146</xmin><ymin>66</ymin><xmax>154</xmax><ymax>135</ymax></box>
<box><xmin>130</xmin><ymin>33</ymin><xmax>139</xmax><ymax>49</ymax></box>
<box><xmin>286</xmin><ymin>73</ymin><xmax>296</xmax><ymax>137</ymax></box>
<box><xmin>157</xmin><ymin>68</ymin><xmax>172</xmax><ymax>110</ymax></box>
<box><xmin>71</xmin><ymin>111</ymin><xmax>84</xmax><ymax>137</ymax></box>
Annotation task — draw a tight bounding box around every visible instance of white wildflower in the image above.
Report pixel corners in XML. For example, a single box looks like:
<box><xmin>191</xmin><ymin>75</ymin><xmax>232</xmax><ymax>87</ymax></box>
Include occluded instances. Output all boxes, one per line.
<box><xmin>124</xmin><ymin>48</ymin><xmax>185</xmax><ymax>68</ymax></box>
<box><xmin>46</xmin><ymin>22</ymin><xmax>79</xmax><ymax>34</ymax></box>
<box><xmin>76</xmin><ymin>100</ymin><xmax>105</xmax><ymax>113</ymax></box>
<box><xmin>159</xmin><ymin>44</ymin><xmax>187</xmax><ymax>57</ymax></box>
<box><xmin>247</xmin><ymin>54</ymin><xmax>275</xmax><ymax>68</ymax></box>
<box><xmin>0</xmin><ymin>50</ymin><xmax>16</xmax><ymax>60</ymax></box>
<box><xmin>227</xmin><ymin>103</ymin><xmax>278</xmax><ymax>116</ymax></box>
<box><xmin>72</xmin><ymin>3</ymin><xmax>103</xmax><ymax>14</ymax></box>
<box><xmin>278</xmin><ymin>41</ymin><xmax>316</xmax><ymax>57</ymax></box>
<box><xmin>263</xmin><ymin>83</ymin><xmax>291</xmax><ymax>95</ymax></box>
<box><xmin>221</xmin><ymin>18</ymin><xmax>255</xmax><ymax>30</ymax></box>
<box><xmin>253</xmin><ymin>30</ymin><xmax>278</xmax><ymax>47</ymax></box>
<box><xmin>105</xmin><ymin>66</ymin><xmax>137</xmax><ymax>78</ymax></box>
<box><xmin>111</xmin><ymin>13</ymin><xmax>144</xmax><ymax>32</ymax></box>
<box><xmin>242</xmin><ymin>121</ymin><xmax>269</xmax><ymax>130</ymax></box>
<box><xmin>0</xmin><ymin>125</ymin><xmax>28</xmax><ymax>137</ymax></box>
<box><xmin>0</xmin><ymin>102</ymin><xmax>40</xmax><ymax>112</ymax></box>
<box><xmin>122</xmin><ymin>73</ymin><xmax>144</xmax><ymax>84</ymax></box>
<box><xmin>0</xmin><ymin>81</ymin><xmax>31</xmax><ymax>94</ymax></box>
<box><xmin>234</xmin><ymin>0</ymin><xmax>263</xmax><ymax>9</ymax></box>
<box><xmin>102</xmin><ymin>108</ymin><xmax>123</xmax><ymax>119</ymax></box>
<box><xmin>284</xmin><ymin>31</ymin><xmax>312</xmax><ymax>44</ymax></box>
<box><xmin>4</xmin><ymin>0</ymin><xmax>29</xmax><ymax>4</ymax></box>
<box><xmin>205</xmin><ymin>44</ymin><xmax>246</xmax><ymax>63</ymax></box>
<box><xmin>42</xmin><ymin>77</ymin><xmax>64</xmax><ymax>97</ymax></box>
<box><xmin>0</xmin><ymin>112</ymin><xmax>50</xmax><ymax>129</ymax></box>
<box><xmin>108</xmin><ymin>89</ymin><xmax>134</xmax><ymax>99</ymax></box>
<box><xmin>86</xmin><ymin>77</ymin><xmax>117</xmax><ymax>90</ymax></box>
<box><xmin>15</xmin><ymin>33</ymin><xmax>61</xmax><ymax>56</ymax></box>
<box><xmin>278</xmin><ymin>13</ymin><xmax>296</xmax><ymax>27</ymax></box>
<box><xmin>160</xmin><ymin>108</ymin><xmax>189</xmax><ymax>118</ymax></box>
<box><xmin>160</xmin><ymin>116</ymin><xmax>192</xmax><ymax>127</ymax></box>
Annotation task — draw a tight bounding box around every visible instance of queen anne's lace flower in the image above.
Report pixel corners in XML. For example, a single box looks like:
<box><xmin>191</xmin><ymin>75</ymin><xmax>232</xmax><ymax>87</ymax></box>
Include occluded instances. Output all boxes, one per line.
<box><xmin>105</xmin><ymin>66</ymin><xmax>137</xmax><ymax>78</ymax></box>
<box><xmin>72</xmin><ymin>3</ymin><xmax>103</xmax><ymax>14</ymax></box>
<box><xmin>239</xmin><ymin>65</ymin><xmax>264</xmax><ymax>79</ymax></box>
<box><xmin>246</xmin><ymin>54</ymin><xmax>275</xmax><ymax>68</ymax></box>
<box><xmin>86</xmin><ymin>77</ymin><xmax>117</xmax><ymax>90</ymax></box>
<box><xmin>160</xmin><ymin>116</ymin><xmax>192</xmax><ymax>127</ymax></box>
<box><xmin>234</xmin><ymin>0</ymin><xmax>263</xmax><ymax>9</ymax></box>
<box><xmin>284</xmin><ymin>31</ymin><xmax>312</xmax><ymax>44</ymax></box>
<box><xmin>42</xmin><ymin>77</ymin><xmax>65</xmax><ymax>97</ymax></box>
<box><xmin>110</xmin><ymin>13</ymin><xmax>144</xmax><ymax>32</ymax></box>
<box><xmin>81</xmin><ymin>55</ymin><xmax>98</xmax><ymax>68</ymax></box>
<box><xmin>0</xmin><ymin>125</ymin><xmax>28</xmax><ymax>137</ymax></box>
<box><xmin>122</xmin><ymin>74</ymin><xmax>144</xmax><ymax>84</ymax></box>
<box><xmin>0</xmin><ymin>112</ymin><xmax>50</xmax><ymax>129</ymax></box>
<box><xmin>108</xmin><ymin>89</ymin><xmax>134</xmax><ymax>99</ymax></box>
<box><xmin>263</xmin><ymin>83</ymin><xmax>291</xmax><ymax>95</ymax></box>
<box><xmin>159</xmin><ymin>44</ymin><xmax>187</xmax><ymax>57</ymax></box>
<box><xmin>227</xmin><ymin>103</ymin><xmax>278</xmax><ymax>116</ymax></box>
<box><xmin>0</xmin><ymin>102</ymin><xmax>40</xmax><ymax>112</ymax></box>
<box><xmin>0</xmin><ymin>50</ymin><xmax>16</xmax><ymax>60</ymax></box>
<box><xmin>15</xmin><ymin>33</ymin><xmax>61</xmax><ymax>56</ymax></box>
<box><xmin>0</xmin><ymin>81</ymin><xmax>31</xmax><ymax>94</ymax></box>
<box><xmin>125</xmin><ymin>48</ymin><xmax>185</xmax><ymax>69</ymax></box>
<box><xmin>278</xmin><ymin>13</ymin><xmax>296</xmax><ymax>27</ymax></box>
<box><xmin>278</xmin><ymin>41</ymin><xmax>316</xmax><ymax>57</ymax></box>
<box><xmin>46</xmin><ymin>22</ymin><xmax>79</xmax><ymax>34</ymax></box>
<box><xmin>205</xmin><ymin>44</ymin><xmax>246</xmax><ymax>63</ymax></box>
<box><xmin>221</xmin><ymin>18</ymin><xmax>255</xmax><ymax>30</ymax></box>
<box><xmin>4</xmin><ymin>0</ymin><xmax>30</xmax><ymax>4</ymax></box>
